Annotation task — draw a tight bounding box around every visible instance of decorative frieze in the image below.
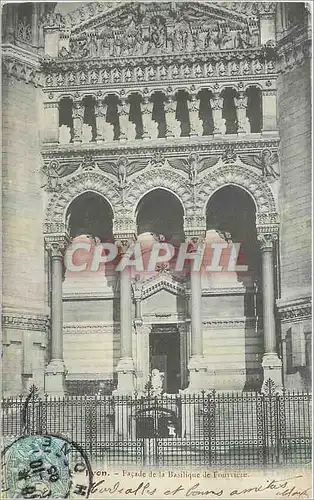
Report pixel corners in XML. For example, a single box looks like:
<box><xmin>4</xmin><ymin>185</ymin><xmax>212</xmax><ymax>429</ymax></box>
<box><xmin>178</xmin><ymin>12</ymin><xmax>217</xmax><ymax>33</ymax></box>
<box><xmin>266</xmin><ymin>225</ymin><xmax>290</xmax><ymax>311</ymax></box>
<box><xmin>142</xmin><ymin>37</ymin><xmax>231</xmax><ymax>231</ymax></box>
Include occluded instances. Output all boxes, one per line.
<box><xmin>277</xmin><ymin>296</ymin><xmax>312</xmax><ymax>322</ymax></box>
<box><xmin>3</xmin><ymin>54</ymin><xmax>42</xmax><ymax>87</ymax></box>
<box><xmin>2</xmin><ymin>313</ymin><xmax>49</xmax><ymax>332</ymax></box>
<box><xmin>203</xmin><ymin>317</ymin><xmax>257</xmax><ymax>329</ymax></box>
<box><xmin>63</xmin><ymin>322</ymin><xmax>116</xmax><ymax>334</ymax></box>
<box><xmin>42</xmin><ymin>50</ymin><xmax>276</xmax><ymax>90</ymax></box>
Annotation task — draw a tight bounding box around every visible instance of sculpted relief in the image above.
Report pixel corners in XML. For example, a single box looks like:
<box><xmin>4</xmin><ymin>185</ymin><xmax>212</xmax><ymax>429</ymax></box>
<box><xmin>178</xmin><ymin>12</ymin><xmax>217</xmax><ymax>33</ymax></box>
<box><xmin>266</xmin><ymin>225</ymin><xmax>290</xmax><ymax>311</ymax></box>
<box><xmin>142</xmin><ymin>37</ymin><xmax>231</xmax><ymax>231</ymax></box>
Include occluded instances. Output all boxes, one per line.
<box><xmin>57</xmin><ymin>3</ymin><xmax>260</xmax><ymax>60</ymax></box>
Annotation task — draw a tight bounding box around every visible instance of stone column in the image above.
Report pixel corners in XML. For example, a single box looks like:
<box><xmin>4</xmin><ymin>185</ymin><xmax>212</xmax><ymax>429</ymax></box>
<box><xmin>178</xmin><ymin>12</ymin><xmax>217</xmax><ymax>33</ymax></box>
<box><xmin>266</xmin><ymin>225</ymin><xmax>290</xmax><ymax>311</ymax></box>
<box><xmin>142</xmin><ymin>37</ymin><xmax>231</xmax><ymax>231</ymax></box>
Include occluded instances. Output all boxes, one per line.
<box><xmin>178</xmin><ymin>323</ymin><xmax>188</xmax><ymax>389</ymax></box>
<box><xmin>184</xmin><ymin>235</ymin><xmax>207</xmax><ymax>393</ymax></box>
<box><xmin>72</xmin><ymin>101</ymin><xmax>84</xmax><ymax>144</ymax></box>
<box><xmin>235</xmin><ymin>91</ymin><xmax>250</xmax><ymax>135</ymax></box>
<box><xmin>188</xmin><ymin>93</ymin><xmax>203</xmax><ymax>137</ymax></box>
<box><xmin>135</xmin><ymin>324</ymin><xmax>151</xmax><ymax>392</ymax></box>
<box><xmin>260</xmin><ymin>14</ymin><xmax>275</xmax><ymax>44</ymax></box>
<box><xmin>210</xmin><ymin>93</ymin><xmax>225</xmax><ymax>136</ymax></box>
<box><xmin>262</xmin><ymin>90</ymin><xmax>277</xmax><ymax>135</ymax></box>
<box><xmin>164</xmin><ymin>94</ymin><xmax>181</xmax><ymax>139</ymax></box>
<box><xmin>45</xmin><ymin>234</ymin><xmax>69</xmax><ymax>396</ymax></box>
<box><xmin>44</xmin><ymin>102</ymin><xmax>59</xmax><ymax>144</ymax></box>
<box><xmin>44</xmin><ymin>27</ymin><xmax>60</xmax><ymax>57</ymax></box>
<box><xmin>141</xmin><ymin>97</ymin><xmax>158</xmax><ymax>140</ymax></box>
<box><xmin>113</xmin><ymin>238</ymin><xmax>136</xmax><ymax>394</ymax></box>
<box><xmin>258</xmin><ymin>232</ymin><xmax>283</xmax><ymax>392</ymax></box>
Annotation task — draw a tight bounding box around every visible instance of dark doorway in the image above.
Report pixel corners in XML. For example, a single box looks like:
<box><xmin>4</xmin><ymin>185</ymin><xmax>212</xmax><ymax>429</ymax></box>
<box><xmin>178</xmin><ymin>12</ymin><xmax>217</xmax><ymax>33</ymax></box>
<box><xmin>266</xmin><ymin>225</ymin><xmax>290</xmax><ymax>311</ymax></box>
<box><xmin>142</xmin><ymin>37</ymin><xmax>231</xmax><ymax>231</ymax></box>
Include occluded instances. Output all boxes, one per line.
<box><xmin>149</xmin><ymin>325</ymin><xmax>180</xmax><ymax>394</ymax></box>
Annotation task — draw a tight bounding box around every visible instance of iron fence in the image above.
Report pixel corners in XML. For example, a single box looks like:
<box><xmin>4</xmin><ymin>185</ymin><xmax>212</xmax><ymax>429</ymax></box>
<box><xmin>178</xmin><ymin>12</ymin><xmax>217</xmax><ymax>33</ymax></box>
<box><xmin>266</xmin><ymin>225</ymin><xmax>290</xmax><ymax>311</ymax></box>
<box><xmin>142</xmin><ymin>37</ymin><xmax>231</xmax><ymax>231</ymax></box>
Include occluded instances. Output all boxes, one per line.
<box><xmin>2</xmin><ymin>387</ymin><xmax>311</xmax><ymax>467</ymax></box>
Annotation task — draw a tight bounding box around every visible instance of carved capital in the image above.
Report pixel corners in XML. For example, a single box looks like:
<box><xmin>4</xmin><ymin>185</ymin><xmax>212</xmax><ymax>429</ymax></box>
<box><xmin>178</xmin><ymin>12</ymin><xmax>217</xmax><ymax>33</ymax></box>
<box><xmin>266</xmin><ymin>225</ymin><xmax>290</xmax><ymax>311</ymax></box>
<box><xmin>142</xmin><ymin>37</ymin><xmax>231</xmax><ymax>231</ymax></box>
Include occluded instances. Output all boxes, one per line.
<box><xmin>45</xmin><ymin>234</ymin><xmax>70</xmax><ymax>259</ymax></box>
<box><xmin>210</xmin><ymin>93</ymin><xmax>223</xmax><ymax>110</ymax></box>
<box><xmin>115</xmin><ymin>236</ymin><xmax>136</xmax><ymax>255</ymax></box>
<box><xmin>257</xmin><ymin>232</ymin><xmax>278</xmax><ymax>251</ymax></box>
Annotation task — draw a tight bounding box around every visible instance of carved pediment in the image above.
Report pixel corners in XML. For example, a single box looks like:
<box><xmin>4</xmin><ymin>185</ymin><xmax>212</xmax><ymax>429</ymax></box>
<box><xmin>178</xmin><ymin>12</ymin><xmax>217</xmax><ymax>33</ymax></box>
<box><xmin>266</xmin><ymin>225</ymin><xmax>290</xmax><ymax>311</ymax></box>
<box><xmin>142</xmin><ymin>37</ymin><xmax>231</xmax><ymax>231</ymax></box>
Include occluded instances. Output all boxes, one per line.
<box><xmin>57</xmin><ymin>1</ymin><xmax>261</xmax><ymax>60</ymax></box>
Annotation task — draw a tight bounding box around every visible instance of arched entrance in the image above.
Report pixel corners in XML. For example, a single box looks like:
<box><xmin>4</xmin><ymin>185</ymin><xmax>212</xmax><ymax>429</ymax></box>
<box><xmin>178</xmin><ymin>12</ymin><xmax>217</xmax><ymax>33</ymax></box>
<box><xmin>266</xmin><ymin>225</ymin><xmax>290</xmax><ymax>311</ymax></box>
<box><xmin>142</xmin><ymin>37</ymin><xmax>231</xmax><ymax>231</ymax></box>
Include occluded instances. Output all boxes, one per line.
<box><xmin>135</xmin><ymin>189</ymin><xmax>186</xmax><ymax>394</ymax></box>
<box><xmin>66</xmin><ymin>191</ymin><xmax>113</xmax><ymax>243</ymax></box>
<box><xmin>206</xmin><ymin>185</ymin><xmax>261</xmax><ymax>285</ymax></box>
<box><xmin>136</xmin><ymin>188</ymin><xmax>184</xmax><ymax>244</ymax></box>
<box><xmin>204</xmin><ymin>185</ymin><xmax>263</xmax><ymax>390</ymax></box>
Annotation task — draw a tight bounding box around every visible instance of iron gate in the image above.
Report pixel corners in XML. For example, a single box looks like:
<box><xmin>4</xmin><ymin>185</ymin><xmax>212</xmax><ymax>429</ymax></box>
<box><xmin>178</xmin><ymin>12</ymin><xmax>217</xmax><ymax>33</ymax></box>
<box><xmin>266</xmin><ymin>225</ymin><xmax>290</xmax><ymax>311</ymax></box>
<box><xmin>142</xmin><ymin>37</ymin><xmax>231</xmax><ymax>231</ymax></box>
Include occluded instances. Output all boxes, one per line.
<box><xmin>2</xmin><ymin>387</ymin><xmax>312</xmax><ymax>467</ymax></box>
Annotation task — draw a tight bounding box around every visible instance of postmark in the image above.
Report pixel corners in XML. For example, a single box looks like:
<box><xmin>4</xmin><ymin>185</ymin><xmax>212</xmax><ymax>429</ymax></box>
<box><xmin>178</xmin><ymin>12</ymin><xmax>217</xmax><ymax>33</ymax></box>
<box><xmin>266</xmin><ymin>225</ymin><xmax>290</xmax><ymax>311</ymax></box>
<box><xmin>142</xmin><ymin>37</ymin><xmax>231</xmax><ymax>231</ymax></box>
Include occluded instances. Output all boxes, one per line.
<box><xmin>2</xmin><ymin>434</ymin><xmax>93</xmax><ymax>498</ymax></box>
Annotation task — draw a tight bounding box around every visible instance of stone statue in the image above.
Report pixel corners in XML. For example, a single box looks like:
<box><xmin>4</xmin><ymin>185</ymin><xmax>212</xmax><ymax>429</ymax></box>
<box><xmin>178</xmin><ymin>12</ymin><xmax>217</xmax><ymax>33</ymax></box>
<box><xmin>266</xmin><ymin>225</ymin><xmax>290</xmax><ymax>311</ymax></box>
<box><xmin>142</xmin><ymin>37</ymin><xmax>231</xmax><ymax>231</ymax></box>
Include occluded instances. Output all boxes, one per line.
<box><xmin>117</xmin><ymin>155</ymin><xmax>128</xmax><ymax>189</ymax></box>
<box><xmin>59</xmin><ymin>124</ymin><xmax>71</xmax><ymax>144</ymax></box>
<box><xmin>82</xmin><ymin>123</ymin><xmax>92</xmax><ymax>143</ymax></box>
<box><xmin>150</xmin><ymin>368</ymin><xmax>164</xmax><ymax>396</ymax></box>
<box><xmin>142</xmin><ymin>99</ymin><xmax>158</xmax><ymax>140</ymax></box>
<box><xmin>261</xmin><ymin>149</ymin><xmax>280</xmax><ymax>180</ymax></box>
<box><xmin>44</xmin><ymin>160</ymin><xmax>59</xmax><ymax>191</ymax></box>
<box><xmin>149</xmin><ymin>16</ymin><xmax>167</xmax><ymax>51</ymax></box>
<box><xmin>118</xmin><ymin>100</ymin><xmax>136</xmax><ymax>140</ymax></box>
<box><xmin>188</xmin><ymin>153</ymin><xmax>199</xmax><ymax>185</ymax></box>
<box><xmin>164</xmin><ymin>98</ymin><xmax>181</xmax><ymax>138</ymax></box>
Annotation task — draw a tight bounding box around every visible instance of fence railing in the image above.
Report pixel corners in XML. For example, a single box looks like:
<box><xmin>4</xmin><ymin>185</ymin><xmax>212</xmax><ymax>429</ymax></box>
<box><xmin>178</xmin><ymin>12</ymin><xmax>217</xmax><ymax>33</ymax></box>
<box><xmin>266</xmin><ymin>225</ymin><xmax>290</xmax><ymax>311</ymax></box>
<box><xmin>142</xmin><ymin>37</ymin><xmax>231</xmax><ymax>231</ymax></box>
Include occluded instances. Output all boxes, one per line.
<box><xmin>2</xmin><ymin>388</ymin><xmax>312</xmax><ymax>467</ymax></box>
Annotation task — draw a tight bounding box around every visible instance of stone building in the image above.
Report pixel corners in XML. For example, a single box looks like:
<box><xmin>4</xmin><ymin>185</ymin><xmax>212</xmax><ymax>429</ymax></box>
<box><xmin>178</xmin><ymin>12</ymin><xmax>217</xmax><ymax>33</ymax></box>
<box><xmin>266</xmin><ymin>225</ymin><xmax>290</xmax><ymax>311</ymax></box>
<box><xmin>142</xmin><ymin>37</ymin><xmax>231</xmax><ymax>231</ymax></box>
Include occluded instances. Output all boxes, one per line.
<box><xmin>2</xmin><ymin>2</ymin><xmax>312</xmax><ymax>397</ymax></box>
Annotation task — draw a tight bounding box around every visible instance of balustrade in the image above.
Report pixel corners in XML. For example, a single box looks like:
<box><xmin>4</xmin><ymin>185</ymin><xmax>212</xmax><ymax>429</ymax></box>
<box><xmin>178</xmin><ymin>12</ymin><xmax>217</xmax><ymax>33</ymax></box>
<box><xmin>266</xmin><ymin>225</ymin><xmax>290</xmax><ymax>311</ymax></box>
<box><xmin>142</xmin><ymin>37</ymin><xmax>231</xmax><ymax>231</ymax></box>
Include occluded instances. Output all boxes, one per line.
<box><xmin>45</xmin><ymin>85</ymin><xmax>276</xmax><ymax>146</ymax></box>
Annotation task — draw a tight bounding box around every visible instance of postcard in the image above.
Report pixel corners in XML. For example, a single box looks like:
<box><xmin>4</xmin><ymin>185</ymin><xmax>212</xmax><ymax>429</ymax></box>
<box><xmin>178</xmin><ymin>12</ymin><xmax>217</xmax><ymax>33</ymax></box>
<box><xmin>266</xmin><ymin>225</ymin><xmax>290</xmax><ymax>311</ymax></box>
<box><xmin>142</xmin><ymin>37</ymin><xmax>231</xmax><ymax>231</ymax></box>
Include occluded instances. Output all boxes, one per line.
<box><xmin>1</xmin><ymin>1</ymin><xmax>312</xmax><ymax>498</ymax></box>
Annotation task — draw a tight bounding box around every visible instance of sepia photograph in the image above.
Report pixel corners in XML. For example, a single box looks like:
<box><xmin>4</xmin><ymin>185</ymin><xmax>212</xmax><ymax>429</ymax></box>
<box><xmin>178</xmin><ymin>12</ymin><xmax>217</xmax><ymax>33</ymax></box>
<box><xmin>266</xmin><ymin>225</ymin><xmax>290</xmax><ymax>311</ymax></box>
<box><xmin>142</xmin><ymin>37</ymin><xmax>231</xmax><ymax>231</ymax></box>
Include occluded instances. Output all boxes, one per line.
<box><xmin>1</xmin><ymin>1</ymin><xmax>312</xmax><ymax>498</ymax></box>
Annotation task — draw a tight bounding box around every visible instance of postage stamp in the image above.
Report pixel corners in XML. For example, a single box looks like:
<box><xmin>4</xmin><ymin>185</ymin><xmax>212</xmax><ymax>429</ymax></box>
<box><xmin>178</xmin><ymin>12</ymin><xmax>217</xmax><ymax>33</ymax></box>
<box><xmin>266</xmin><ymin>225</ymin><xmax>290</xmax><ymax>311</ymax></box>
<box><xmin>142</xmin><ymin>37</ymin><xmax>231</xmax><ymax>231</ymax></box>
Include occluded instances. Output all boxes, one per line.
<box><xmin>2</xmin><ymin>434</ymin><xmax>93</xmax><ymax>498</ymax></box>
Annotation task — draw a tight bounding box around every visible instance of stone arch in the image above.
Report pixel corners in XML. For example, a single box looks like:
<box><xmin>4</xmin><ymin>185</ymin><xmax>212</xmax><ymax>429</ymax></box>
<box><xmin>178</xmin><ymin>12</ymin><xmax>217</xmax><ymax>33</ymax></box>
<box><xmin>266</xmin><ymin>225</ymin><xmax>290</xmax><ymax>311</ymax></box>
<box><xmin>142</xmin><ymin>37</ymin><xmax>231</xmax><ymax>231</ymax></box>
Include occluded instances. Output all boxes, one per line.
<box><xmin>126</xmin><ymin>167</ymin><xmax>192</xmax><ymax>216</ymax></box>
<box><xmin>44</xmin><ymin>170</ymin><xmax>120</xmax><ymax>229</ymax></box>
<box><xmin>199</xmin><ymin>164</ymin><xmax>277</xmax><ymax>215</ymax></box>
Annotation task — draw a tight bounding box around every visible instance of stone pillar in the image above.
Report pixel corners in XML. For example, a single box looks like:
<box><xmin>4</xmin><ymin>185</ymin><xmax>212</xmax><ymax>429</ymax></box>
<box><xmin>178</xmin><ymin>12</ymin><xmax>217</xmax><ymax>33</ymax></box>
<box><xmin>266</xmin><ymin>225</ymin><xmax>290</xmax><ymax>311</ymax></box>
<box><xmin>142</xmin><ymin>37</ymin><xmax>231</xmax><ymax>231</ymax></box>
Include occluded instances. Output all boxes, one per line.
<box><xmin>45</xmin><ymin>234</ymin><xmax>69</xmax><ymax>396</ymax></box>
<box><xmin>72</xmin><ymin>100</ymin><xmax>84</xmax><ymax>144</ymax></box>
<box><xmin>188</xmin><ymin>94</ymin><xmax>203</xmax><ymax>137</ymax></box>
<box><xmin>44</xmin><ymin>102</ymin><xmax>59</xmax><ymax>144</ymax></box>
<box><xmin>210</xmin><ymin>93</ymin><xmax>225</xmax><ymax>136</ymax></box>
<box><xmin>44</xmin><ymin>27</ymin><xmax>60</xmax><ymax>57</ymax></box>
<box><xmin>164</xmin><ymin>94</ymin><xmax>181</xmax><ymax>139</ymax></box>
<box><xmin>258</xmin><ymin>232</ymin><xmax>283</xmax><ymax>392</ymax></box>
<box><xmin>260</xmin><ymin>14</ymin><xmax>276</xmax><ymax>44</ymax></box>
<box><xmin>113</xmin><ymin>238</ymin><xmax>136</xmax><ymax>394</ymax></box>
<box><xmin>141</xmin><ymin>97</ymin><xmax>158</xmax><ymax>140</ymax></box>
<box><xmin>235</xmin><ymin>91</ymin><xmax>250</xmax><ymax>135</ymax></box>
<box><xmin>135</xmin><ymin>324</ymin><xmax>151</xmax><ymax>392</ymax></box>
<box><xmin>184</xmin><ymin>235</ymin><xmax>207</xmax><ymax>393</ymax></box>
<box><xmin>178</xmin><ymin>323</ymin><xmax>188</xmax><ymax>389</ymax></box>
<box><xmin>262</xmin><ymin>90</ymin><xmax>277</xmax><ymax>135</ymax></box>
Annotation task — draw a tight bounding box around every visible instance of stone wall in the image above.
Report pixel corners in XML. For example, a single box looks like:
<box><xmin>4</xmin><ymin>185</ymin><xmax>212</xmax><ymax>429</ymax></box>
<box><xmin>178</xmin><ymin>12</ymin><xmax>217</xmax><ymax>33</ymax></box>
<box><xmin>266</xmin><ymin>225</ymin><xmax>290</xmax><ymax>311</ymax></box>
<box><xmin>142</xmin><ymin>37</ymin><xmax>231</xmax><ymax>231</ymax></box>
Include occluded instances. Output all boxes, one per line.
<box><xmin>2</xmin><ymin>74</ymin><xmax>47</xmax><ymax>395</ymax></box>
<box><xmin>277</xmin><ymin>59</ymin><xmax>312</xmax><ymax>389</ymax></box>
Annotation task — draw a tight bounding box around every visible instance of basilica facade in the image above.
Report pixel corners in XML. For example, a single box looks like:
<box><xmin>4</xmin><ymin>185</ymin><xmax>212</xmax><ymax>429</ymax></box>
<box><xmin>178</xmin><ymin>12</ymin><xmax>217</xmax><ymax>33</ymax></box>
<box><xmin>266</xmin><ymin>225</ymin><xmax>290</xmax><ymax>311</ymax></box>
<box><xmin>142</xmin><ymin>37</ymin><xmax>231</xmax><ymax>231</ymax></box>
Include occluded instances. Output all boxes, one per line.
<box><xmin>2</xmin><ymin>2</ymin><xmax>312</xmax><ymax>397</ymax></box>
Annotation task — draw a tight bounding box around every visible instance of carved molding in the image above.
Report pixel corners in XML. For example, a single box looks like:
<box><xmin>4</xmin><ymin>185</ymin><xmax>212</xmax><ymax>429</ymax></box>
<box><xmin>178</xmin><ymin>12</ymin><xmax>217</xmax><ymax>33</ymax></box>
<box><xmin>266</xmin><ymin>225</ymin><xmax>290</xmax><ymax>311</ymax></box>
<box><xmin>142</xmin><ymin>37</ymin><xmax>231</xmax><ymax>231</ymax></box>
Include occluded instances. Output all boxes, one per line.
<box><xmin>127</xmin><ymin>166</ymin><xmax>192</xmax><ymax>214</ymax></box>
<box><xmin>42</xmin><ymin>50</ymin><xmax>276</xmax><ymax>91</ymax></box>
<box><xmin>277</xmin><ymin>296</ymin><xmax>312</xmax><ymax>322</ymax></box>
<box><xmin>43</xmin><ymin>150</ymin><xmax>279</xmax><ymax>231</ymax></box>
<box><xmin>141</xmin><ymin>271</ymin><xmax>186</xmax><ymax>299</ymax></box>
<box><xmin>45</xmin><ymin>169</ymin><xmax>120</xmax><ymax>226</ymax></box>
<box><xmin>203</xmin><ymin>317</ymin><xmax>257</xmax><ymax>329</ymax></box>
<box><xmin>2</xmin><ymin>313</ymin><xmax>49</xmax><ymax>332</ymax></box>
<box><xmin>277</xmin><ymin>25</ymin><xmax>311</xmax><ymax>75</ymax></box>
<box><xmin>63</xmin><ymin>322</ymin><xmax>116</xmax><ymax>334</ymax></box>
<box><xmin>2</xmin><ymin>42</ymin><xmax>43</xmax><ymax>87</ymax></box>
<box><xmin>199</xmin><ymin>163</ymin><xmax>277</xmax><ymax>214</ymax></box>
<box><xmin>41</xmin><ymin>137</ymin><xmax>280</xmax><ymax>158</ymax></box>
<box><xmin>3</xmin><ymin>54</ymin><xmax>42</xmax><ymax>87</ymax></box>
